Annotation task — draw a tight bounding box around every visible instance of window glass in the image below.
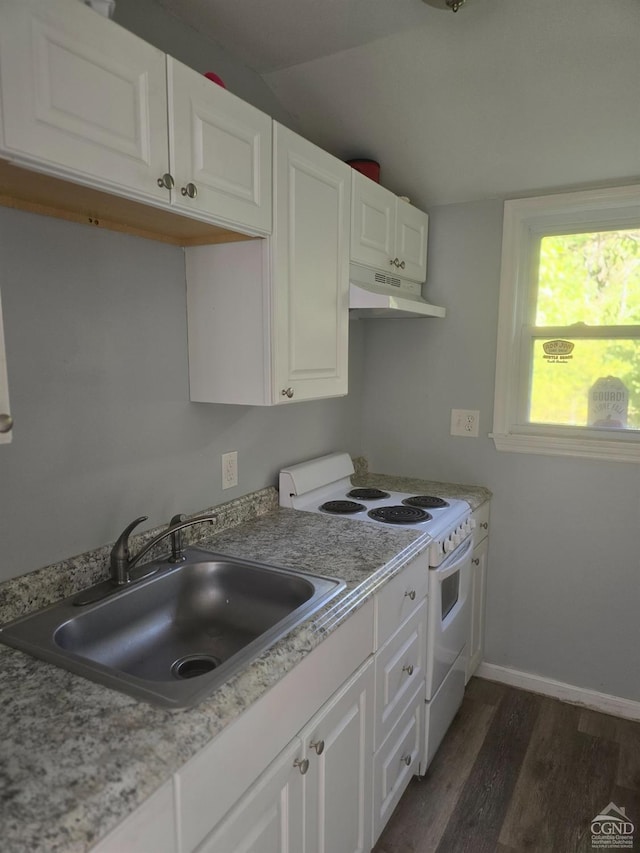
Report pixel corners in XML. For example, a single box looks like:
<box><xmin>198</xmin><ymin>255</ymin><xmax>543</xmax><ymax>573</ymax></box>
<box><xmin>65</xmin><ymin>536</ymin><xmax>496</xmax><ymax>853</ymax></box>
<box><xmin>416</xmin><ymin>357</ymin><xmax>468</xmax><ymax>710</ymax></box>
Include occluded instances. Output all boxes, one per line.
<box><xmin>528</xmin><ymin>228</ymin><xmax>640</xmax><ymax>432</ymax></box>
<box><xmin>529</xmin><ymin>338</ymin><xmax>640</xmax><ymax>430</ymax></box>
<box><xmin>536</xmin><ymin>230</ymin><xmax>640</xmax><ymax>326</ymax></box>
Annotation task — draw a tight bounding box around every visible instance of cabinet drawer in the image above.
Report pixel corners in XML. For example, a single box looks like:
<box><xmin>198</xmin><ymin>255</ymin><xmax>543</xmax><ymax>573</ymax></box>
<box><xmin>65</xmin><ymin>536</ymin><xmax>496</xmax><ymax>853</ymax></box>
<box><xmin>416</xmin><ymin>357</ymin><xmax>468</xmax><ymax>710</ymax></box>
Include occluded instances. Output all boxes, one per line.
<box><xmin>375</xmin><ymin>553</ymin><xmax>428</xmax><ymax>650</ymax></box>
<box><xmin>373</xmin><ymin>683</ymin><xmax>424</xmax><ymax>844</ymax></box>
<box><xmin>473</xmin><ymin>502</ymin><xmax>490</xmax><ymax>547</ymax></box>
<box><xmin>374</xmin><ymin>600</ymin><xmax>427</xmax><ymax>750</ymax></box>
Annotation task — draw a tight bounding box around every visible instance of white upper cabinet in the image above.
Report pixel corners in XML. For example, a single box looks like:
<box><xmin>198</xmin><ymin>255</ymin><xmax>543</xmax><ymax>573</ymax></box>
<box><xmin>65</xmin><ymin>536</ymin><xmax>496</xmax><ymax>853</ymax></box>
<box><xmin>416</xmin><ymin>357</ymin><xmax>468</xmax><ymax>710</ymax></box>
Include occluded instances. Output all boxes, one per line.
<box><xmin>395</xmin><ymin>197</ymin><xmax>429</xmax><ymax>282</ymax></box>
<box><xmin>186</xmin><ymin>123</ymin><xmax>350</xmax><ymax>406</ymax></box>
<box><xmin>0</xmin><ymin>290</ymin><xmax>12</xmax><ymax>446</ymax></box>
<box><xmin>0</xmin><ymin>0</ymin><xmax>169</xmax><ymax>205</ymax></box>
<box><xmin>167</xmin><ymin>58</ymin><xmax>272</xmax><ymax>233</ymax></box>
<box><xmin>0</xmin><ymin>0</ymin><xmax>272</xmax><ymax>240</ymax></box>
<box><xmin>271</xmin><ymin>123</ymin><xmax>350</xmax><ymax>403</ymax></box>
<box><xmin>351</xmin><ymin>171</ymin><xmax>428</xmax><ymax>283</ymax></box>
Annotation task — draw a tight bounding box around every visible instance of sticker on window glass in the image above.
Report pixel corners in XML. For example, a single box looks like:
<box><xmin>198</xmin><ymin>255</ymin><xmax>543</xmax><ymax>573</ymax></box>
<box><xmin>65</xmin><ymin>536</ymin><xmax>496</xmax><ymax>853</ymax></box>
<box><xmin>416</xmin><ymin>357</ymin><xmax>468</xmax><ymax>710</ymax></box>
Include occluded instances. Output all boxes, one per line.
<box><xmin>588</xmin><ymin>376</ymin><xmax>628</xmax><ymax>428</ymax></box>
<box><xmin>542</xmin><ymin>339</ymin><xmax>574</xmax><ymax>363</ymax></box>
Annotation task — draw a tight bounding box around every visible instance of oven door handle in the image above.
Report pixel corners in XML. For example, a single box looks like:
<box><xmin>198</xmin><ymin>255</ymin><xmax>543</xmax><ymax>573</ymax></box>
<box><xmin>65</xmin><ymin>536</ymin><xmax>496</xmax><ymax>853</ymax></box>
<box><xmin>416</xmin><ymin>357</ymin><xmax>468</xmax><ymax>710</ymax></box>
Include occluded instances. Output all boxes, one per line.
<box><xmin>434</xmin><ymin>537</ymin><xmax>473</xmax><ymax>580</ymax></box>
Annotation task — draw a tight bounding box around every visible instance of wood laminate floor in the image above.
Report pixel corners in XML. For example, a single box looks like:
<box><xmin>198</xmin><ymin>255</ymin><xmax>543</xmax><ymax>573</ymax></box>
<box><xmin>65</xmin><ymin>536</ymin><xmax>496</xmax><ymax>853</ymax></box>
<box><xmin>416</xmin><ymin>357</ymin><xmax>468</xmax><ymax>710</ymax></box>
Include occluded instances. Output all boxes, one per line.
<box><xmin>374</xmin><ymin>678</ymin><xmax>640</xmax><ymax>853</ymax></box>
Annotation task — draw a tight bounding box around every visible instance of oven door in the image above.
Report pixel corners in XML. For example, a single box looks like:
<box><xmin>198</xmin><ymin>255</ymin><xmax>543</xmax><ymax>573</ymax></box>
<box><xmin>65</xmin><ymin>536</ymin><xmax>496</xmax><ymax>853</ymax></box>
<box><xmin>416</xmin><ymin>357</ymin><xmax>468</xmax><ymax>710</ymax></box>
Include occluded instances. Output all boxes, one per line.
<box><xmin>426</xmin><ymin>536</ymin><xmax>472</xmax><ymax>700</ymax></box>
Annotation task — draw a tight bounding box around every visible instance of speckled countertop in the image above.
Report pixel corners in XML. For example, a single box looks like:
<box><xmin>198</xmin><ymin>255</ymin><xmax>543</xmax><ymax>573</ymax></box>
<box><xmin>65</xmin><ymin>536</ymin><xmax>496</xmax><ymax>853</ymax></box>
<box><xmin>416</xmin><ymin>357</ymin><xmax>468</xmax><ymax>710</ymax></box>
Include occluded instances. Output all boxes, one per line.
<box><xmin>0</xmin><ymin>465</ymin><xmax>491</xmax><ymax>852</ymax></box>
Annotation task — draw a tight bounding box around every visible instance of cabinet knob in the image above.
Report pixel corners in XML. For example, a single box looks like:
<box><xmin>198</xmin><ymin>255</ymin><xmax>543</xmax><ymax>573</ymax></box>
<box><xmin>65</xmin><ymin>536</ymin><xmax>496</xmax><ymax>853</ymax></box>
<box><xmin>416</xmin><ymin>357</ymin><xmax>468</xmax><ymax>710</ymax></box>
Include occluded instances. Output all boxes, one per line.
<box><xmin>310</xmin><ymin>739</ymin><xmax>325</xmax><ymax>755</ymax></box>
<box><xmin>402</xmin><ymin>664</ymin><xmax>415</xmax><ymax>676</ymax></box>
<box><xmin>181</xmin><ymin>182</ymin><xmax>198</xmax><ymax>199</ymax></box>
<box><xmin>401</xmin><ymin>754</ymin><xmax>412</xmax><ymax>766</ymax></box>
<box><xmin>399</xmin><ymin>260</ymin><xmax>406</xmax><ymax>270</ymax></box>
<box><xmin>404</xmin><ymin>590</ymin><xmax>416</xmax><ymax>601</ymax></box>
<box><xmin>472</xmin><ymin>557</ymin><xmax>480</xmax><ymax>566</ymax></box>
<box><xmin>157</xmin><ymin>173</ymin><xmax>174</xmax><ymax>190</ymax></box>
<box><xmin>281</xmin><ymin>388</ymin><xmax>294</xmax><ymax>399</ymax></box>
<box><xmin>294</xmin><ymin>757</ymin><xmax>309</xmax><ymax>775</ymax></box>
<box><xmin>480</xmin><ymin>522</ymin><xmax>488</xmax><ymax>529</ymax></box>
<box><xmin>0</xmin><ymin>413</ymin><xmax>13</xmax><ymax>434</ymax></box>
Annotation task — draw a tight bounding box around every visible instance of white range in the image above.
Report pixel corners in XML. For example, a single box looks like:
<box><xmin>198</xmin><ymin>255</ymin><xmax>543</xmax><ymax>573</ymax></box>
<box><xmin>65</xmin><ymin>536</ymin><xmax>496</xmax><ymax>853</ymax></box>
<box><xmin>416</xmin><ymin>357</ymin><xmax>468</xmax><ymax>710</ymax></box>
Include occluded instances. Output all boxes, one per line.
<box><xmin>279</xmin><ymin>452</ymin><xmax>474</xmax><ymax>771</ymax></box>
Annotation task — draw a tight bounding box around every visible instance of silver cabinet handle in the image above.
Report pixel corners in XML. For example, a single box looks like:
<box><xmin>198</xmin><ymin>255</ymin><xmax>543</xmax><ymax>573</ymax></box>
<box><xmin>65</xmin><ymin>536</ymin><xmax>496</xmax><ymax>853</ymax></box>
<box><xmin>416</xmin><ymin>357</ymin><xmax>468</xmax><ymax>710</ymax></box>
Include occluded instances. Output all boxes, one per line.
<box><xmin>294</xmin><ymin>757</ymin><xmax>309</xmax><ymax>775</ymax></box>
<box><xmin>181</xmin><ymin>182</ymin><xmax>198</xmax><ymax>199</ymax></box>
<box><xmin>157</xmin><ymin>173</ymin><xmax>174</xmax><ymax>189</ymax></box>
<box><xmin>404</xmin><ymin>590</ymin><xmax>416</xmax><ymax>601</ymax></box>
<box><xmin>480</xmin><ymin>522</ymin><xmax>489</xmax><ymax>529</ymax></box>
<box><xmin>472</xmin><ymin>557</ymin><xmax>480</xmax><ymax>566</ymax></box>
<box><xmin>402</xmin><ymin>664</ymin><xmax>415</xmax><ymax>676</ymax></box>
<box><xmin>0</xmin><ymin>413</ymin><xmax>13</xmax><ymax>433</ymax></box>
<box><xmin>310</xmin><ymin>739</ymin><xmax>325</xmax><ymax>755</ymax></box>
<box><xmin>281</xmin><ymin>388</ymin><xmax>294</xmax><ymax>399</ymax></box>
<box><xmin>401</xmin><ymin>754</ymin><xmax>412</xmax><ymax>766</ymax></box>
<box><xmin>399</xmin><ymin>260</ymin><xmax>406</xmax><ymax>270</ymax></box>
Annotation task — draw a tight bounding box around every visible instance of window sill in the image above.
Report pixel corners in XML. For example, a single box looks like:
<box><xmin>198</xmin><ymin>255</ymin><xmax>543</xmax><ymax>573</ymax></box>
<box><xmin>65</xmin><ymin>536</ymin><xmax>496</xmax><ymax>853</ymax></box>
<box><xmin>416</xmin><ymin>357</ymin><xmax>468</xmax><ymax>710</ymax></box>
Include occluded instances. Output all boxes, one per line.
<box><xmin>490</xmin><ymin>432</ymin><xmax>640</xmax><ymax>463</ymax></box>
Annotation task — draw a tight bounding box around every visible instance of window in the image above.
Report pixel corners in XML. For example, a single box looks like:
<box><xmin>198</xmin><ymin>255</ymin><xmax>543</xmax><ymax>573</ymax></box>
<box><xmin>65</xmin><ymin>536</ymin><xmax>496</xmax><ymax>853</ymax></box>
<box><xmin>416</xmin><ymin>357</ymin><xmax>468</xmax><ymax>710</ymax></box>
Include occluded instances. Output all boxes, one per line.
<box><xmin>492</xmin><ymin>185</ymin><xmax>640</xmax><ymax>462</ymax></box>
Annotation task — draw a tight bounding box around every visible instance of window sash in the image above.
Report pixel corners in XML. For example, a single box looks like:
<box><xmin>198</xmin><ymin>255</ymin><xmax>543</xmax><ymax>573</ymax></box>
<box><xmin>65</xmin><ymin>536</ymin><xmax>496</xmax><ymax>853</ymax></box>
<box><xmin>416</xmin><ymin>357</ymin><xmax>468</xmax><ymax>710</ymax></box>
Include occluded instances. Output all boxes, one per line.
<box><xmin>492</xmin><ymin>184</ymin><xmax>640</xmax><ymax>462</ymax></box>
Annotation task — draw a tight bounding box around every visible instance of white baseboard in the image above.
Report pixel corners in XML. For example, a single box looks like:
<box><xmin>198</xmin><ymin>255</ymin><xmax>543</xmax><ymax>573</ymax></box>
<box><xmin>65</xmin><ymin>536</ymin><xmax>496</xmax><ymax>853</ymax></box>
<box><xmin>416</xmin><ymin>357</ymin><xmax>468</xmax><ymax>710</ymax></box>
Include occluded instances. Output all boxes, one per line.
<box><xmin>476</xmin><ymin>662</ymin><xmax>640</xmax><ymax>722</ymax></box>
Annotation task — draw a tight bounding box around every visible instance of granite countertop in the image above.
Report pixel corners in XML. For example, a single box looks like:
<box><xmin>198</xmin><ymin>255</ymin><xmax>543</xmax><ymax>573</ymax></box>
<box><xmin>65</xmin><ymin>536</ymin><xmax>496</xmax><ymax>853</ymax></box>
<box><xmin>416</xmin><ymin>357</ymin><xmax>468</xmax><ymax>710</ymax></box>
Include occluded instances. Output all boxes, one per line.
<box><xmin>352</xmin><ymin>466</ymin><xmax>492</xmax><ymax>511</ymax></box>
<box><xmin>0</xmin><ymin>467</ymin><xmax>492</xmax><ymax>852</ymax></box>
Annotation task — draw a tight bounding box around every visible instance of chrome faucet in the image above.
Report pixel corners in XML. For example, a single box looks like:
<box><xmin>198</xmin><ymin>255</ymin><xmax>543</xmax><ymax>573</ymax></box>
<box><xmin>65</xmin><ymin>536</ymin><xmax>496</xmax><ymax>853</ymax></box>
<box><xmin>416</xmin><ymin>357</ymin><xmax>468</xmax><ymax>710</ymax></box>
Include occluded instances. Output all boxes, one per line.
<box><xmin>110</xmin><ymin>513</ymin><xmax>216</xmax><ymax>586</ymax></box>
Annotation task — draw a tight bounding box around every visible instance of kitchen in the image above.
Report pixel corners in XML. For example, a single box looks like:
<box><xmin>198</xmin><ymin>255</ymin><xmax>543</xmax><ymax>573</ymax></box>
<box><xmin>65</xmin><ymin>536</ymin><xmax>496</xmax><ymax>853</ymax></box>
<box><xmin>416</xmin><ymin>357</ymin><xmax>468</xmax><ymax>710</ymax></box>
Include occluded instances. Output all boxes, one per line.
<box><xmin>0</xmin><ymin>0</ymin><xmax>639</xmax><ymax>850</ymax></box>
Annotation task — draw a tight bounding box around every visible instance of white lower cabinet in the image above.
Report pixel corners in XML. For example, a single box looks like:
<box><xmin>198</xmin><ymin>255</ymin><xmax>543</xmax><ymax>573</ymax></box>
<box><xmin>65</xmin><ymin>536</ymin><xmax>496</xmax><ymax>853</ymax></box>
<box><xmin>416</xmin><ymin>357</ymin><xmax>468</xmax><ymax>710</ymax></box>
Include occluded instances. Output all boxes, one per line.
<box><xmin>198</xmin><ymin>659</ymin><xmax>374</xmax><ymax>853</ymax></box>
<box><xmin>372</xmin><ymin>566</ymin><xmax>429</xmax><ymax>846</ymax></box>
<box><xmin>467</xmin><ymin>501</ymin><xmax>491</xmax><ymax>681</ymax></box>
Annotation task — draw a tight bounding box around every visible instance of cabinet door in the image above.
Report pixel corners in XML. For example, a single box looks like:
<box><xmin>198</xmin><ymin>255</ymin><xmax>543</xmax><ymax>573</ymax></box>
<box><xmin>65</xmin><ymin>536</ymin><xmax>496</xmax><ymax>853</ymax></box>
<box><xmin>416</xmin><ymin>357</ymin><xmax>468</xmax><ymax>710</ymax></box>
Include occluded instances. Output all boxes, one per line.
<box><xmin>271</xmin><ymin>123</ymin><xmax>350</xmax><ymax>403</ymax></box>
<box><xmin>168</xmin><ymin>58</ymin><xmax>272</xmax><ymax>234</ymax></box>
<box><xmin>467</xmin><ymin>536</ymin><xmax>489</xmax><ymax>681</ymax></box>
<box><xmin>350</xmin><ymin>171</ymin><xmax>395</xmax><ymax>271</ymax></box>
<box><xmin>0</xmin><ymin>288</ymin><xmax>12</xmax><ymax>446</ymax></box>
<box><xmin>196</xmin><ymin>739</ymin><xmax>304</xmax><ymax>853</ymax></box>
<box><xmin>303</xmin><ymin>659</ymin><xmax>374</xmax><ymax>853</ymax></box>
<box><xmin>0</xmin><ymin>0</ymin><xmax>169</xmax><ymax>205</ymax></box>
<box><xmin>395</xmin><ymin>200</ymin><xmax>428</xmax><ymax>283</ymax></box>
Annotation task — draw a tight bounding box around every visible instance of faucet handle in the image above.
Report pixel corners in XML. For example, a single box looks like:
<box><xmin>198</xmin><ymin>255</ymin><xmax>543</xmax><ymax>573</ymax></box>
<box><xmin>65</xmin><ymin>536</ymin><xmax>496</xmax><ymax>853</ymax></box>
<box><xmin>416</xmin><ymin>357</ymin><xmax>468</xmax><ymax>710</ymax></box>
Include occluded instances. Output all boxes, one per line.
<box><xmin>111</xmin><ymin>516</ymin><xmax>148</xmax><ymax>585</ymax></box>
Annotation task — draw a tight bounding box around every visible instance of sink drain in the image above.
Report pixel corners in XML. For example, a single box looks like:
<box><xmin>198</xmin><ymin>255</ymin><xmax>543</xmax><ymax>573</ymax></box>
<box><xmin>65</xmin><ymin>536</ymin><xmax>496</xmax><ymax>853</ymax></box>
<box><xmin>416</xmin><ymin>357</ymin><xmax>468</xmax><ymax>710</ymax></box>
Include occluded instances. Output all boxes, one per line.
<box><xmin>171</xmin><ymin>654</ymin><xmax>220</xmax><ymax>680</ymax></box>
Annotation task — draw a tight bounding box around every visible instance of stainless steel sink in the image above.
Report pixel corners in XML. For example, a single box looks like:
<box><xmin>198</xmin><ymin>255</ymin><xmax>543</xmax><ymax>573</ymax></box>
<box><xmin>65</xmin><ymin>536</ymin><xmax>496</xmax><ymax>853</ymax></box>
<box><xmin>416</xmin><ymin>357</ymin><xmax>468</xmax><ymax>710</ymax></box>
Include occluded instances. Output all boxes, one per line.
<box><xmin>0</xmin><ymin>547</ymin><xmax>345</xmax><ymax>708</ymax></box>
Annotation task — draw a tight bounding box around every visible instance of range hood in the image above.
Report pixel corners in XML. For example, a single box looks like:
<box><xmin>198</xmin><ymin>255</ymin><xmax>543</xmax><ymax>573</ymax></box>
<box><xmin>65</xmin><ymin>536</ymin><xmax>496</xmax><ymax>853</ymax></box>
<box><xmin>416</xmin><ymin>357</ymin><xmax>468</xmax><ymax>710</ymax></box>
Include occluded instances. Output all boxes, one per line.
<box><xmin>349</xmin><ymin>264</ymin><xmax>446</xmax><ymax>319</ymax></box>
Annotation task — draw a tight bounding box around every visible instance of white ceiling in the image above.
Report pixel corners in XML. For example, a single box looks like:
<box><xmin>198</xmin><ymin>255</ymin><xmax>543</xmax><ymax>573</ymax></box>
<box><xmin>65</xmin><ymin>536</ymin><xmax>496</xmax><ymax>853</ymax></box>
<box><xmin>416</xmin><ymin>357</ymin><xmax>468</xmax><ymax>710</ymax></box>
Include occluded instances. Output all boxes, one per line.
<box><xmin>153</xmin><ymin>0</ymin><xmax>640</xmax><ymax>207</ymax></box>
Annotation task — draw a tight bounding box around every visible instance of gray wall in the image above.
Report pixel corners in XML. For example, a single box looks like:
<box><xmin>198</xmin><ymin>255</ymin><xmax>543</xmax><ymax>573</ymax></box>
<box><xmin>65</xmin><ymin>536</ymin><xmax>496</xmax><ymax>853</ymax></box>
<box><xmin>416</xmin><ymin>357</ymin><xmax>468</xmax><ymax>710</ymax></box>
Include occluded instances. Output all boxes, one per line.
<box><xmin>0</xmin><ymin>208</ymin><xmax>365</xmax><ymax>581</ymax></box>
<box><xmin>359</xmin><ymin>199</ymin><xmax>640</xmax><ymax>704</ymax></box>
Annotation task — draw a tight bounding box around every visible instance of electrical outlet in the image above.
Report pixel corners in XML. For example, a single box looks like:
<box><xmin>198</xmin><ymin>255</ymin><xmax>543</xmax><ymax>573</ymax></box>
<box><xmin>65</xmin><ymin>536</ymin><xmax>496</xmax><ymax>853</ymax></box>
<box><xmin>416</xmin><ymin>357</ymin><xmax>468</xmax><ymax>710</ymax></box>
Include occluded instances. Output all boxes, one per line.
<box><xmin>450</xmin><ymin>409</ymin><xmax>480</xmax><ymax>437</ymax></box>
<box><xmin>221</xmin><ymin>451</ymin><xmax>238</xmax><ymax>489</ymax></box>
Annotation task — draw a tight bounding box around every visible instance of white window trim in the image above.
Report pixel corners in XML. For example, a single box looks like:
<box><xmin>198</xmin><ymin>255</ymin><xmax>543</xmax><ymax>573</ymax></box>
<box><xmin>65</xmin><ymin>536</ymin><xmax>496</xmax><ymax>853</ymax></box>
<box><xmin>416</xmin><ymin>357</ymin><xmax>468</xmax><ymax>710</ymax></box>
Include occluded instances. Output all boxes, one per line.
<box><xmin>491</xmin><ymin>184</ymin><xmax>640</xmax><ymax>463</ymax></box>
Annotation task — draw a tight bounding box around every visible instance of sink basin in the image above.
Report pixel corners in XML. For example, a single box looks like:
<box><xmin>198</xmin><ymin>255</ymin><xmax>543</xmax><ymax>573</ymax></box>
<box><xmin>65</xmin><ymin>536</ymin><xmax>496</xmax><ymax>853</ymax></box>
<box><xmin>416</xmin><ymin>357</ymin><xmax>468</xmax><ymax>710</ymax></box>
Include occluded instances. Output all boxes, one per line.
<box><xmin>0</xmin><ymin>547</ymin><xmax>345</xmax><ymax>708</ymax></box>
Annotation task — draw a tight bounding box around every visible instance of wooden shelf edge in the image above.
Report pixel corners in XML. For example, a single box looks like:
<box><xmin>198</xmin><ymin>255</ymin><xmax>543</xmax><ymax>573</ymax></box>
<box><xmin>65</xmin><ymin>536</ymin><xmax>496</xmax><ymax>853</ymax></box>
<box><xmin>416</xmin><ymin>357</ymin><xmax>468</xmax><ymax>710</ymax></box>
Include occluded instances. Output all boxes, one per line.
<box><xmin>0</xmin><ymin>159</ymin><xmax>260</xmax><ymax>248</ymax></box>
